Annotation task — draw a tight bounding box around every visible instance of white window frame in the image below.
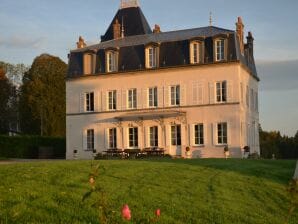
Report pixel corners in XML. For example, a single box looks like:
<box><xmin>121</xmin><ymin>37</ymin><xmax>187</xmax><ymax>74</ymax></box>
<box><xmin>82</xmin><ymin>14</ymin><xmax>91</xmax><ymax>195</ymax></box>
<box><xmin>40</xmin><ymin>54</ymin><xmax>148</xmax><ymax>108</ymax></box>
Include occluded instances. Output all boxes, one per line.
<box><xmin>85</xmin><ymin>92</ymin><xmax>94</xmax><ymax>112</ymax></box>
<box><xmin>87</xmin><ymin>129</ymin><xmax>95</xmax><ymax>151</ymax></box>
<box><xmin>108</xmin><ymin>128</ymin><xmax>117</xmax><ymax>149</ymax></box>
<box><xmin>190</xmin><ymin>41</ymin><xmax>201</xmax><ymax>64</ymax></box>
<box><xmin>216</xmin><ymin>81</ymin><xmax>227</xmax><ymax>103</ymax></box>
<box><xmin>171</xmin><ymin>125</ymin><xmax>181</xmax><ymax>146</ymax></box>
<box><xmin>148</xmin><ymin>87</ymin><xmax>158</xmax><ymax>108</ymax></box>
<box><xmin>106</xmin><ymin>51</ymin><xmax>117</xmax><ymax>72</ymax></box>
<box><xmin>128</xmin><ymin>89</ymin><xmax>137</xmax><ymax>109</ymax></box>
<box><xmin>149</xmin><ymin>126</ymin><xmax>158</xmax><ymax>147</ymax></box>
<box><xmin>215</xmin><ymin>39</ymin><xmax>225</xmax><ymax>61</ymax></box>
<box><xmin>170</xmin><ymin>85</ymin><xmax>180</xmax><ymax>106</ymax></box>
<box><xmin>145</xmin><ymin>45</ymin><xmax>158</xmax><ymax>69</ymax></box>
<box><xmin>194</xmin><ymin>124</ymin><xmax>204</xmax><ymax>146</ymax></box>
<box><xmin>108</xmin><ymin>90</ymin><xmax>117</xmax><ymax>111</ymax></box>
<box><xmin>128</xmin><ymin>127</ymin><xmax>138</xmax><ymax>148</ymax></box>
<box><xmin>83</xmin><ymin>53</ymin><xmax>95</xmax><ymax>75</ymax></box>
<box><xmin>217</xmin><ymin>122</ymin><xmax>228</xmax><ymax>145</ymax></box>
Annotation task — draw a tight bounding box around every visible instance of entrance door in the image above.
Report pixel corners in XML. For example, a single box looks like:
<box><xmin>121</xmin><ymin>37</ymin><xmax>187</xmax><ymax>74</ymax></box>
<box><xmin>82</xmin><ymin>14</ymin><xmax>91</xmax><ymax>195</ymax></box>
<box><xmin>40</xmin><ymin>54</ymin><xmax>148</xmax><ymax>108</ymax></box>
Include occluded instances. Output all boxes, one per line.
<box><xmin>171</xmin><ymin>125</ymin><xmax>181</xmax><ymax>155</ymax></box>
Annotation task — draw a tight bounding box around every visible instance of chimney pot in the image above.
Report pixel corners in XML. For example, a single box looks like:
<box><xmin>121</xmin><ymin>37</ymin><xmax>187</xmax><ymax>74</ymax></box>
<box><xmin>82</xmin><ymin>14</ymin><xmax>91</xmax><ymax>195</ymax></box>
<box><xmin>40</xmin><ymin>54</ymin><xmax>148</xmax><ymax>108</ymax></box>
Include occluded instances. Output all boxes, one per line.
<box><xmin>153</xmin><ymin>24</ymin><xmax>161</xmax><ymax>33</ymax></box>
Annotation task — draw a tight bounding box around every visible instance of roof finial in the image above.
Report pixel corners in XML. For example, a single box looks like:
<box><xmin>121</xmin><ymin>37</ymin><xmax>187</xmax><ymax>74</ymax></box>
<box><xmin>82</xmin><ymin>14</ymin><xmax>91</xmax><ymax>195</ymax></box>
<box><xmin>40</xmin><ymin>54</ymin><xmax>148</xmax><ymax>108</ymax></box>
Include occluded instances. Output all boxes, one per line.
<box><xmin>209</xmin><ymin>11</ymin><xmax>213</xmax><ymax>26</ymax></box>
<box><xmin>120</xmin><ymin>0</ymin><xmax>139</xmax><ymax>9</ymax></box>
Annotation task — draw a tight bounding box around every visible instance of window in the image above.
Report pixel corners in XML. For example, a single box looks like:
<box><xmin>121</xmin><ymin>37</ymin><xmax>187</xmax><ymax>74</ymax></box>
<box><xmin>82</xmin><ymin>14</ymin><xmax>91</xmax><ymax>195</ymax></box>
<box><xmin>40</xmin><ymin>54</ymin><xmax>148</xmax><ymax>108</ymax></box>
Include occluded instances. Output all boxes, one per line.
<box><xmin>149</xmin><ymin>87</ymin><xmax>158</xmax><ymax>107</ymax></box>
<box><xmin>108</xmin><ymin>128</ymin><xmax>117</xmax><ymax>149</ymax></box>
<box><xmin>215</xmin><ymin>39</ymin><xmax>225</xmax><ymax>61</ymax></box>
<box><xmin>108</xmin><ymin>90</ymin><xmax>117</xmax><ymax>110</ymax></box>
<box><xmin>128</xmin><ymin>89</ymin><xmax>137</xmax><ymax>109</ymax></box>
<box><xmin>146</xmin><ymin>46</ymin><xmax>157</xmax><ymax>68</ymax></box>
<box><xmin>216</xmin><ymin>81</ymin><xmax>227</xmax><ymax>103</ymax></box>
<box><xmin>194</xmin><ymin>124</ymin><xmax>204</xmax><ymax>145</ymax></box>
<box><xmin>85</xmin><ymin>92</ymin><xmax>94</xmax><ymax>112</ymax></box>
<box><xmin>106</xmin><ymin>51</ymin><xmax>117</xmax><ymax>72</ymax></box>
<box><xmin>83</xmin><ymin>54</ymin><xmax>94</xmax><ymax>75</ymax></box>
<box><xmin>170</xmin><ymin>85</ymin><xmax>180</xmax><ymax>106</ymax></box>
<box><xmin>129</xmin><ymin>127</ymin><xmax>138</xmax><ymax>148</ymax></box>
<box><xmin>190</xmin><ymin>42</ymin><xmax>201</xmax><ymax>64</ymax></box>
<box><xmin>87</xmin><ymin>129</ymin><xmax>94</xmax><ymax>150</ymax></box>
<box><xmin>149</xmin><ymin>126</ymin><xmax>158</xmax><ymax>147</ymax></box>
<box><xmin>171</xmin><ymin>125</ymin><xmax>181</xmax><ymax>146</ymax></box>
<box><xmin>217</xmin><ymin>122</ymin><xmax>227</xmax><ymax>145</ymax></box>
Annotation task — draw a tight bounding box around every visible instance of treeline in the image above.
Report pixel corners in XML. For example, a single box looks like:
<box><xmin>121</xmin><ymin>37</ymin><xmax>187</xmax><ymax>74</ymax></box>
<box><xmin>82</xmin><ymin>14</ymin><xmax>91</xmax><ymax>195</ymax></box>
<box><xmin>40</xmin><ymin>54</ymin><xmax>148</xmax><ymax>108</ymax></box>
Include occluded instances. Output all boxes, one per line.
<box><xmin>260</xmin><ymin>128</ymin><xmax>298</xmax><ymax>159</ymax></box>
<box><xmin>0</xmin><ymin>54</ymin><xmax>67</xmax><ymax>137</ymax></box>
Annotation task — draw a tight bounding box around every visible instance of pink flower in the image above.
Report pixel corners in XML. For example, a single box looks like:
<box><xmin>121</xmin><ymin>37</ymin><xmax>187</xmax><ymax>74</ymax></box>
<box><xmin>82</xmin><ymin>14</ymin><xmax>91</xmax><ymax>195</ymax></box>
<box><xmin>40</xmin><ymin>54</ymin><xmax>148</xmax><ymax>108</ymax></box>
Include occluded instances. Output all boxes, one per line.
<box><xmin>155</xmin><ymin>209</ymin><xmax>161</xmax><ymax>217</ymax></box>
<box><xmin>121</xmin><ymin>204</ymin><xmax>131</xmax><ymax>221</ymax></box>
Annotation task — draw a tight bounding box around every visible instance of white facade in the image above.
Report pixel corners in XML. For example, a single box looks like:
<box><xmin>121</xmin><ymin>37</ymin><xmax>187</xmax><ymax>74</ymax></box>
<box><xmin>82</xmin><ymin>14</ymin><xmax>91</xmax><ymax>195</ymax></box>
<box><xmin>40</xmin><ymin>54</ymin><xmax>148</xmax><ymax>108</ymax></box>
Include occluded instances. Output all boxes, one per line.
<box><xmin>66</xmin><ymin>62</ymin><xmax>260</xmax><ymax>159</ymax></box>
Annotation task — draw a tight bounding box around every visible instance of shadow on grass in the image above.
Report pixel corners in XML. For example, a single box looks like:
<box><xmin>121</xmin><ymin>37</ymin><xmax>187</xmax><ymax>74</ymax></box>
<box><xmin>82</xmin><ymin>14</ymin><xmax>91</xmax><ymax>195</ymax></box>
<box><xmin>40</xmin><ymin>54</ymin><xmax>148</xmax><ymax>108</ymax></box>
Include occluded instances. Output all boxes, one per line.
<box><xmin>133</xmin><ymin>158</ymin><xmax>297</xmax><ymax>185</ymax></box>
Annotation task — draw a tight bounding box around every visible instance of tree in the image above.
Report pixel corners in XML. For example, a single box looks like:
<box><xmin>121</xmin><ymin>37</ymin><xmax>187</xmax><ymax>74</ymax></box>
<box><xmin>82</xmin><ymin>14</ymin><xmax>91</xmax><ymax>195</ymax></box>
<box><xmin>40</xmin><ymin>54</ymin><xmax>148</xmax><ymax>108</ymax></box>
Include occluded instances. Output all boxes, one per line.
<box><xmin>19</xmin><ymin>54</ymin><xmax>67</xmax><ymax>137</ymax></box>
<box><xmin>0</xmin><ymin>66</ymin><xmax>13</xmax><ymax>134</ymax></box>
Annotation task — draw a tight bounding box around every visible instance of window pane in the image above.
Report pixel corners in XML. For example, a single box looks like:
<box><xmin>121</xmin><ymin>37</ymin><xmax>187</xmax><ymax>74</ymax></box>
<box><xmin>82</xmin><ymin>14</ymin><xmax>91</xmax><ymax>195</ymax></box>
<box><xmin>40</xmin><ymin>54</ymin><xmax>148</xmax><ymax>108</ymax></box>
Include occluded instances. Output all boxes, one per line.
<box><xmin>176</xmin><ymin>86</ymin><xmax>180</xmax><ymax>105</ymax></box>
<box><xmin>171</xmin><ymin>126</ymin><xmax>176</xmax><ymax>145</ymax></box>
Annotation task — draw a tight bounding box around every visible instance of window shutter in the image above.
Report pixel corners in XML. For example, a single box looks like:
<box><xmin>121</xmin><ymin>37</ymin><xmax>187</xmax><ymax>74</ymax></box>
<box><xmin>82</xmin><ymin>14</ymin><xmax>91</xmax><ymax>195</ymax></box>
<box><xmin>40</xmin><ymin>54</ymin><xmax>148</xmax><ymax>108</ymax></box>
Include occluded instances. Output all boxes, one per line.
<box><xmin>189</xmin><ymin>124</ymin><xmax>194</xmax><ymax>146</ymax></box>
<box><xmin>212</xmin><ymin>123</ymin><xmax>217</xmax><ymax>146</ymax></box>
<box><xmin>158</xmin><ymin>126</ymin><xmax>163</xmax><ymax>148</ymax></box>
<box><xmin>227</xmin><ymin>122</ymin><xmax>231</xmax><ymax>146</ymax></box>
<box><xmin>166</xmin><ymin>125</ymin><xmax>171</xmax><ymax>148</ymax></box>
<box><xmin>94</xmin><ymin>91</ymin><xmax>98</xmax><ymax>112</ymax></box>
<box><xmin>82</xmin><ymin>129</ymin><xmax>87</xmax><ymax>151</ymax></box>
<box><xmin>102</xmin><ymin>91</ymin><xmax>107</xmax><ymax>111</ymax></box>
<box><xmin>80</xmin><ymin>93</ymin><xmax>85</xmax><ymax>113</ymax></box>
<box><xmin>97</xmin><ymin>91</ymin><xmax>102</xmax><ymax>112</ymax></box>
<box><xmin>192</xmin><ymin>82</ymin><xmax>198</xmax><ymax>105</ymax></box>
<box><xmin>143</xmin><ymin>89</ymin><xmax>147</xmax><ymax>109</ymax></box>
<box><xmin>181</xmin><ymin>124</ymin><xmax>186</xmax><ymax>150</ymax></box>
<box><xmin>209</xmin><ymin>83</ymin><xmax>215</xmax><ymax>104</ymax></box>
<box><xmin>158</xmin><ymin>87</ymin><xmax>163</xmax><ymax>108</ymax></box>
<box><xmin>116</xmin><ymin>90</ymin><xmax>121</xmax><ymax>111</ymax></box>
<box><xmin>165</xmin><ymin>86</ymin><xmax>169</xmax><ymax>107</ymax></box>
<box><xmin>198</xmin><ymin>83</ymin><xmax>203</xmax><ymax>104</ymax></box>
<box><xmin>137</xmin><ymin>89</ymin><xmax>142</xmax><ymax>109</ymax></box>
<box><xmin>180</xmin><ymin>84</ymin><xmax>186</xmax><ymax>106</ymax></box>
<box><xmin>122</xmin><ymin>90</ymin><xmax>126</xmax><ymax>110</ymax></box>
<box><xmin>227</xmin><ymin>81</ymin><xmax>233</xmax><ymax>102</ymax></box>
<box><xmin>203</xmin><ymin>123</ymin><xmax>208</xmax><ymax>145</ymax></box>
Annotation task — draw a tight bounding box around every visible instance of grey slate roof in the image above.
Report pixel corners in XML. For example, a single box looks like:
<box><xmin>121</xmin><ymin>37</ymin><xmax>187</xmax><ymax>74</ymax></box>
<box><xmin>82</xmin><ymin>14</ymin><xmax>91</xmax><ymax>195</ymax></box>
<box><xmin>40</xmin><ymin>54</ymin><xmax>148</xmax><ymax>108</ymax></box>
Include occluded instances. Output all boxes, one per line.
<box><xmin>71</xmin><ymin>26</ymin><xmax>234</xmax><ymax>53</ymax></box>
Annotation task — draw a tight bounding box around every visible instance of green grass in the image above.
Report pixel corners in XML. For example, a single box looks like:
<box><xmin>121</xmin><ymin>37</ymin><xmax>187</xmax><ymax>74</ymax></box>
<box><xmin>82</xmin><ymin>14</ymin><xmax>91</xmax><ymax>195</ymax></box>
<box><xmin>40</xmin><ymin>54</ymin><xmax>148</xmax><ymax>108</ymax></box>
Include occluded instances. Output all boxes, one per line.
<box><xmin>0</xmin><ymin>159</ymin><xmax>297</xmax><ymax>223</ymax></box>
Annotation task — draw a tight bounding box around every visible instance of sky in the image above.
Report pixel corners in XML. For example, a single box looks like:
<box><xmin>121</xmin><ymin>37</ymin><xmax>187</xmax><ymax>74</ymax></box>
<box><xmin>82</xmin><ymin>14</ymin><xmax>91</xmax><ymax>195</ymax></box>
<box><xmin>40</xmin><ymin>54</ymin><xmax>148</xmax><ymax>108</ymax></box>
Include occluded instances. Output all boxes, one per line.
<box><xmin>0</xmin><ymin>0</ymin><xmax>297</xmax><ymax>136</ymax></box>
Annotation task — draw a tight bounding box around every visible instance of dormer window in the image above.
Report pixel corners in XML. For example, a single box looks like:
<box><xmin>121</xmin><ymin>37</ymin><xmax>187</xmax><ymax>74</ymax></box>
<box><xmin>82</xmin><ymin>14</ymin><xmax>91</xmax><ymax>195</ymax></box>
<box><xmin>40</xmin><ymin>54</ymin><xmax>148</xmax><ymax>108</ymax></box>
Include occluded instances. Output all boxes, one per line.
<box><xmin>145</xmin><ymin>44</ymin><xmax>159</xmax><ymax>69</ymax></box>
<box><xmin>83</xmin><ymin>53</ymin><xmax>95</xmax><ymax>75</ymax></box>
<box><xmin>106</xmin><ymin>50</ymin><xmax>118</xmax><ymax>73</ymax></box>
<box><xmin>215</xmin><ymin>39</ymin><xmax>225</xmax><ymax>61</ymax></box>
<box><xmin>190</xmin><ymin>41</ymin><xmax>203</xmax><ymax>64</ymax></box>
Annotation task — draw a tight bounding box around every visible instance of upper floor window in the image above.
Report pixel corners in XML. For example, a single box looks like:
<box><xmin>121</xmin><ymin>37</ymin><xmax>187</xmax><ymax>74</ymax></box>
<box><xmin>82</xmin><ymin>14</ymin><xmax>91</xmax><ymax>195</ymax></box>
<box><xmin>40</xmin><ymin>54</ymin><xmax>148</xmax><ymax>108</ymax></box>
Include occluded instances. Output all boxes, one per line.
<box><xmin>108</xmin><ymin>90</ymin><xmax>117</xmax><ymax>110</ymax></box>
<box><xmin>215</xmin><ymin>39</ymin><xmax>225</xmax><ymax>61</ymax></box>
<box><xmin>87</xmin><ymin>129</ymin><xmax>95</xmax><ymax>151</ymax></box>
<box><xmin>217</xmin><ymin>122</ymin><xmax>227</xmax><ymax>145</ymax></box>
<box><xmin>170</xmin><ymin>85</ymin><xmax>180</xmax><ymax>106</ymax></box>
<box><xmin>145</xmin><ymin>45</ymin><xmax>158</xmax><ymax>69</ymax></box>
<box><xmin>216</xmin><ymin>81</ymin><xmax>227</xmax><ymax>103</ymax></box>
<box><xmin>83</xmin><ymin>53</ymin><xmax>95</xmax><ymax>75</ymax></box>
<box><xmin>128</xmin><ymin>89</ymin><xmax>137</xmax><ymax>109</ymax></box>
<box><xmin>85</xmin><ymin>92</ymin><xmax>94</xmax><ymax>112</ymax></box>
<box><xmin>148</xmin><ymin>87</ymin><xmax>158</xmax><ymax>107</ymax></box>
<box><xmin>129</xmin><ymin>127</ymin><xmax>138</xmax><ymax>148</ymax></box>
<box><xmin>190</xmin><ymin>41</ymin><xmax>202</xmax><ymax>64</ymax></box>
<box><xmin>106</xmin><ymin>50</ymin><xmax>118</xmax><ymax>72</ymax></box>
<box><xmin>108</xmin><ymin>128</ymin><xmax>117</xmax><ymax>149</ymax></box>
<box><xmin>194</xmin><ymin>124</ymin><xmax>204</xmax><ymax>145</ymax></box>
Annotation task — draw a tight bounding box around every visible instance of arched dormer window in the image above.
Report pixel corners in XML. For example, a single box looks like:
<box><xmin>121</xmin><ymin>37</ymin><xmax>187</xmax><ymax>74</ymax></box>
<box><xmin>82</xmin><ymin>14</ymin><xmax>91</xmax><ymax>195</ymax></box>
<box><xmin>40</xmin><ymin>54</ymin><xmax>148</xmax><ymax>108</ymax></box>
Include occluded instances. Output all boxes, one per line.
<box><xmin>105</xmin><ymin>49</ymin><xmax>118</xmax><ymax>73</ymax></box>
<box><xmin>83</xmin><ymin>51</ymin><xmax>96</xmax><ymax>75</ymax></box>
<box><xmin>213</xmin><ymin>34</ymin><xmax>228</xmax><ymax>62</ymax></box>
<box><xmin>189</xmin><ymin>38</ymin><xmax>204</xmax><ymax>64</ymax></box>
<box><xmin>145</xmin><ymin>43</ymin><xmax>159</xmax><ymax>69</ymax></box>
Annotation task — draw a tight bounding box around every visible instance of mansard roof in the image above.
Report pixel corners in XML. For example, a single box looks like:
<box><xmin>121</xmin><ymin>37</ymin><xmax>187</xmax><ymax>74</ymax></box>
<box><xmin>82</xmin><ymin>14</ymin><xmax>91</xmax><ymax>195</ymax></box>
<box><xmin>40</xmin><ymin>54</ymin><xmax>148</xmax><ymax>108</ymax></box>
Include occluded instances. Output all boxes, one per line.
<box><xmin>101</xmin><ymin>6</ymin><xmax>152</xmax><ymax>42</ymax></box>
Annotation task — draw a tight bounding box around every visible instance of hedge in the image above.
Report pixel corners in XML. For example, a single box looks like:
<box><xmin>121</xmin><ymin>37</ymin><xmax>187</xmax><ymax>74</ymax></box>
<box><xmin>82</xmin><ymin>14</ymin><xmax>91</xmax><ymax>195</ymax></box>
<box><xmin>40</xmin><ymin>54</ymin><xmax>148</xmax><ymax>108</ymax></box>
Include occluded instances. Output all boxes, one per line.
<box><xmin>0</xmin><ymin>136</ymin><xmax>66</xmax><ymax>159</ymax></box>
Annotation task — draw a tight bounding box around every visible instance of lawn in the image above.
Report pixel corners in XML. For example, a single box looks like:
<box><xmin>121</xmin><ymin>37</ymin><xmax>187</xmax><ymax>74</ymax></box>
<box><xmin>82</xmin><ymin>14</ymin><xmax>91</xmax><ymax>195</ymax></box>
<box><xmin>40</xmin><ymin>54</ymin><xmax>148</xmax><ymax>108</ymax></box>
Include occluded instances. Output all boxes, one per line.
<box><xmin>0</xmin><ymin>159</ymin><xmax>297</xmax><ymax>224</ymax></box>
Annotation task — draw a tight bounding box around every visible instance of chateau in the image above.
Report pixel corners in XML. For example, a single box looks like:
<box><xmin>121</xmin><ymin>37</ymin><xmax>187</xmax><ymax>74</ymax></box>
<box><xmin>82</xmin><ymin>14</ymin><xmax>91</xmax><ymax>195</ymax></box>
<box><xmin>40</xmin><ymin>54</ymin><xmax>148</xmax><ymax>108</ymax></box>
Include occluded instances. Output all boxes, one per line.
<box><xmin>66</xmin><ymin>0</ymin><xmax>260</xmax><ymax>159</ymax></box>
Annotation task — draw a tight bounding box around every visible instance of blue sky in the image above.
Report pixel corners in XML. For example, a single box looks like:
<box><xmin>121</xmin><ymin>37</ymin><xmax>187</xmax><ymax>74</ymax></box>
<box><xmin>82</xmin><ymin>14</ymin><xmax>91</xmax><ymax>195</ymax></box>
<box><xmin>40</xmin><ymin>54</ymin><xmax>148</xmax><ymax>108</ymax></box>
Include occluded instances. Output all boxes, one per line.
<box><xmin>0</xmin><ymin>0</ymin><xmax>297</xmax><ymax>136</ymax></box>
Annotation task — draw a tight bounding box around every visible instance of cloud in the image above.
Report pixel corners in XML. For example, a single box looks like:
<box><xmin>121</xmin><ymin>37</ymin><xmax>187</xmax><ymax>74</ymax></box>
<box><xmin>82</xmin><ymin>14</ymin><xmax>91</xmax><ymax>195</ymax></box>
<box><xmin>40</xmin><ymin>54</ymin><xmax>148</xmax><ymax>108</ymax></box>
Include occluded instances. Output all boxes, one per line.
<box><xmin>0</xmin><ymin>35</ymin><xmax>46</xmax><ymax>49</ymax></box>
<box><xmin>256</xmin><ymin>60</ymin><xmax>298</xmax><ymax>91</ymax></box>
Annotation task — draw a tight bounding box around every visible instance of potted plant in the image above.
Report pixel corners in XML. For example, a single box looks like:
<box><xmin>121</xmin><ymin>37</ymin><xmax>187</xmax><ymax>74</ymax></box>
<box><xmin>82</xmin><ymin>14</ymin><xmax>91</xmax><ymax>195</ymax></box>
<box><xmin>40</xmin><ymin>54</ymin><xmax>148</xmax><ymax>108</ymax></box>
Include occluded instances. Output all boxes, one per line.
<box><xmin>185</xmin><ymin>146</ymin><xmax>191</xmax><ymax>158</ymax></box>
<box><xmin>224</xmin><ymin>145</ymin><xmax>229</xmax><ymax>159</ymax></box>
<box><xmin>73</xmin><ymin>149</ymin><xmax>78</xmax><ymax>160</ymax></box>
<box><xmin>243</xmin><ymin>146</ymin><xmax>250</xmax><ymax>159</ymax></box>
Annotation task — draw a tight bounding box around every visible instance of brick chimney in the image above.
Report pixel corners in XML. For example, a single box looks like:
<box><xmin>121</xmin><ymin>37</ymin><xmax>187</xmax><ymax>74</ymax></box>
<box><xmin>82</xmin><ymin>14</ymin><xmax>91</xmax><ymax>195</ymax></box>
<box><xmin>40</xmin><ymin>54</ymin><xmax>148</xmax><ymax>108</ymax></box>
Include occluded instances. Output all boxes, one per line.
<box><xmin>153</xmin><ymin>24</ymin><xmax>161</xmax><ymax>34</ymax></box>
<box><xmin>113</xmin><ymin>19</ymin><xmax>121</xmax><ymax>39</ymax></box>
<box><xmin>246</xmin><ymin>31</ymin><xmax>254</xmax><ymax>57</ymax></box>
<box><xmin>236</xmin><ymin>17</ymin><xmax>244</xmax><ymax>54</ymax></box>
<box><xmin>76</xmin><ymin>36</ymin><xmax>87</xmax><ymax>49</ymax></box>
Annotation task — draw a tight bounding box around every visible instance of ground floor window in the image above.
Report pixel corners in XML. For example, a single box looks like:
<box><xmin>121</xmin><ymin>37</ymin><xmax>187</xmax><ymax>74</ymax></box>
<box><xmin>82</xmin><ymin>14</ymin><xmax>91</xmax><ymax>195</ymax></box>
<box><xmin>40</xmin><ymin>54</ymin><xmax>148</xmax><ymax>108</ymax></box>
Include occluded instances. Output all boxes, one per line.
<box><xmin>171</xmin><ymin>125</ymin><xmax>181</xmax><ymax>146</ymax></box>
<box><xmin>217</xmin><ymin>122</ymin><xmax>227</xmax><ymax>144</ymax></box>
<box><xmin>109</xmin><ymin>128</ymin><xmax>117</xmax><ymax>149</ymax></box>
<box><xmin>149</xmin><ymin>126</ymin><xmax>158</xmax><ymax>147</ymax></box>
<box><xmin>194</xmin><ymin>124</ymin><xmax>204</xmax><ymax>145</ymax></box>
<box><xmin>87</xmin><ymin>129</ymin><xmax>94</xmax><ymax>150</ymax></box>
<box><xmin>129</xmin><ymin>127</ymin><xmax>138</xmax><ymax>148</ymax></box>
